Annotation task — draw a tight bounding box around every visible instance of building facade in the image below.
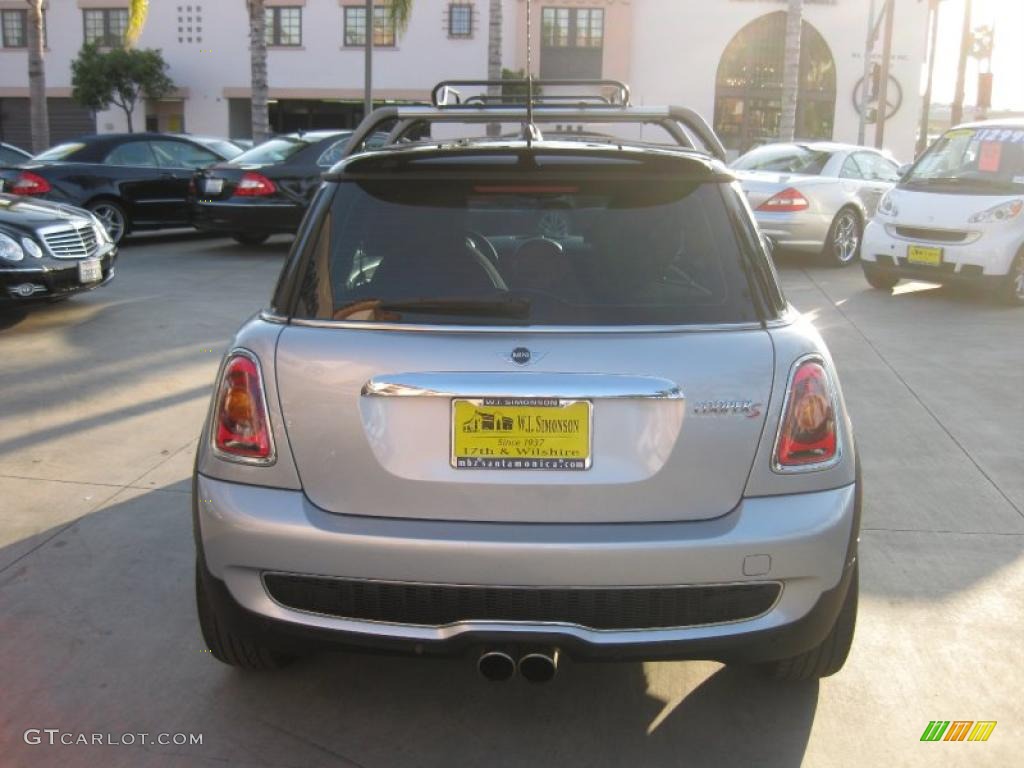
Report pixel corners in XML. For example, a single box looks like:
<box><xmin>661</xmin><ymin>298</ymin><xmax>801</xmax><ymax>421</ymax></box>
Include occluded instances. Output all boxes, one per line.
<box><xmin>0</xmin><ymin>0</ymin><xmax>929</xmax><ymax>159</ymax></box>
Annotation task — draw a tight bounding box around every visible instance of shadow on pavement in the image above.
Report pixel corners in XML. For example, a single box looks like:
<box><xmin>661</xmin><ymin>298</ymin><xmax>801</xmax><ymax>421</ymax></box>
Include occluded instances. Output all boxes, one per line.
<box><xmin>0</xmin><ymin>303</ymin><xmax>30</xmax><ymax>331</ymax></box>
<box><xmin>0</xmin><ymin>486</ymin><xmax>818</xmax><ymax>768</ymax></box>
<box><xmin>771</xmin><ymin>249</ymin><xmax>999</xmax><ymax>307</ymax></box>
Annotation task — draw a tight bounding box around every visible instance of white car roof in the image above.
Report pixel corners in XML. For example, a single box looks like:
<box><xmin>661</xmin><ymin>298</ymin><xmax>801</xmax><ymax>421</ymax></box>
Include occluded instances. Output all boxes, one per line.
<box><xmin>952</xmin><ymin>117</ymin><xmax>1024</xmax><ymax>130</ymax></box>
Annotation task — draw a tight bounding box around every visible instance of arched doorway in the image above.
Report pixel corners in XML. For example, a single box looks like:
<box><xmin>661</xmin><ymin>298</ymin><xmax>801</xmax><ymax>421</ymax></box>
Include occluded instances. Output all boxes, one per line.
<box><xmin>714</xmin><ymin>12</ymin><xmax>836</xmax><ymax>154</ymax></box>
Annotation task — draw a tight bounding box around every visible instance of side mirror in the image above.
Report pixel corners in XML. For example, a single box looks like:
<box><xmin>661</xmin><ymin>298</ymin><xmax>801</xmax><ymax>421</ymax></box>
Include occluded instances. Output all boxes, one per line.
<box><xmin>897</xmin><ymin>163</ymin><xmax>912</xmax><ymax>178</ymax></box>
<box><xmin>760</xmin><ymin>233</ymin><xmax>776</xmax><ymax>256</ymax></box>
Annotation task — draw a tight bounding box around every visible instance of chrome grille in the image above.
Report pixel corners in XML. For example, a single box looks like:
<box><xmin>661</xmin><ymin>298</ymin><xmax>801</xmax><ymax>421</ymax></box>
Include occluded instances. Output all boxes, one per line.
<box><xmin>42</xmin><ymin>222</ymin><xmax>99</xmax><ymax>259</ymax></box>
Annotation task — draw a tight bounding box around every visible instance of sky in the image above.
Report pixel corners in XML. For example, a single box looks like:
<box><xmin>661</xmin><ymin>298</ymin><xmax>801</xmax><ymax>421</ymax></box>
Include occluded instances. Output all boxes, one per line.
<box><xmin>929</xmin><ymin>0</ymin><xmax>1024</xmax><ymax>110</ymax></box>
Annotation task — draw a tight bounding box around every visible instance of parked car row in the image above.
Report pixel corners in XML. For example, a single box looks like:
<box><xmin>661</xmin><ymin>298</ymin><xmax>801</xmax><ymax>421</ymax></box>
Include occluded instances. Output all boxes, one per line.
<box><xmin>4</xmin><ymin>118</ymin><xmax>1022</xmax><ymax>307</ymax></box>
<box><xmin>732</xmin><ymin>120</ymin><xmax>1024</xmax><ymax>304</ymax></box>
<box><xmin>0</xmin><ymin>133</ymin><xmax>243</xmax><ymax>244</ymax></box>
<box><xmin>0</xmin><ymin>130</ymin><xmax>392</xmax><ymax>249</ymax></box>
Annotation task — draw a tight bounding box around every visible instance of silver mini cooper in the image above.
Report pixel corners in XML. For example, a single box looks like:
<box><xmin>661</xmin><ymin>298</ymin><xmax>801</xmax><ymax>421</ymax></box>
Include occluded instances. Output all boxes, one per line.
<box><xmin>194</xmin><ymin>83</ymin><xmax>860</xmax><ymax>683</ymax></box>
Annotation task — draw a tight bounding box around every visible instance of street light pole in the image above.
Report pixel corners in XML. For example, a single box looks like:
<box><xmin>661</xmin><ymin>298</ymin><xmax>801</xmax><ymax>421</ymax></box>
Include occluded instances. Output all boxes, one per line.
<box><xmin>875</xmin><ymin>0</ymin><xmax>896</xmax><ymax>149</ymax></box>
<box><xmin>364</xmin><ymin>0</ymin><xmax>373</xmax><ymax>121</ymax></box>
<box><xmin>858</xmin><ymin>0</ymin><xmax>877</xmax><ymax>146</ymax></box>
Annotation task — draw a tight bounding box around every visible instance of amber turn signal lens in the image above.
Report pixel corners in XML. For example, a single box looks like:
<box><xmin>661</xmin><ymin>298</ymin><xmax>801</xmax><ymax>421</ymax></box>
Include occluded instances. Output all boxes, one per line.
<box><xmin>776</xmin><ymin>360</ymin><xmax>837</xmax><ymax>468</ymax></box>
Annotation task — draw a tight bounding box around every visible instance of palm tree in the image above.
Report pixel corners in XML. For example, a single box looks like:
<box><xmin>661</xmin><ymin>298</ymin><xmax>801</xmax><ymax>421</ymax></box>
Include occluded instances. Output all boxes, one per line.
<box><xmin>26</xmin><ymin>0</ymin><xmax>49</xmax><ymax>153</ymax></box>
<box><xmin>246</xmin><ymin>0</ymin><xmax>270</xmax><ymax>143</ymax></box>
<box><xmin>778</xmin><ymin>0</ymin><xmax>804</xmax><ymax>142</ymax></box>
<box><xmin>125</xmin><ymin>0</ymin><xmax>149</xmax><ymax>48</ymax></box>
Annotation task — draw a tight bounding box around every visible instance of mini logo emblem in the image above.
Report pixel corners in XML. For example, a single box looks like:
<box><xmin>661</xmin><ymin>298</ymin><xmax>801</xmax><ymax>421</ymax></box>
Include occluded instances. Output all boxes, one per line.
<box><xmin>510</xmin><ymin>347</ymin><xmax>531</xmax><ymax>365</ymax></box>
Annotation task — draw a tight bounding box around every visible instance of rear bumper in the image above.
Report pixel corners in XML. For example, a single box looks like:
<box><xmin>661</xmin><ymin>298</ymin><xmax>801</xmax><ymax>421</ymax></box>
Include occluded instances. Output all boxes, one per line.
<box><xmin>195</xmin><ymin>473</ymin><xmax>860</xmax><ymax>662</ymax></box>
<box><xmin>753</xmin><ymin>211</ymin><xmax>832</xmax><ymax>253</ymax></box>
<box><xmin>190</xmin><ymin>200</ymin><xmax>303</xmax><ymax>235</ymax></box>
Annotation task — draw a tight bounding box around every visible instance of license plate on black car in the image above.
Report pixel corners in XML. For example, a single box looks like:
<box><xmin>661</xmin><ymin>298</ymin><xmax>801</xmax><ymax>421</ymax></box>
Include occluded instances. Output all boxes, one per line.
<box><xmin>78</xmin><ymin>258</ymin><xmax>102</xmax><ymax>283</ymax></box>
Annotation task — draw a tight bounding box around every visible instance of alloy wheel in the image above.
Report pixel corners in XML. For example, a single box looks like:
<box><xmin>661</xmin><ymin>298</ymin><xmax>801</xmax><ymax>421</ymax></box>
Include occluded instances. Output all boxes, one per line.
<box><xmin>832</xmin><ymin>211</ymin><xmax>860</xmax><ymax>265</ymax></box>
<box><xmin>91</xmin><ymin>203</ymin><xmax>126</xmax><ymax>244</ymax></box>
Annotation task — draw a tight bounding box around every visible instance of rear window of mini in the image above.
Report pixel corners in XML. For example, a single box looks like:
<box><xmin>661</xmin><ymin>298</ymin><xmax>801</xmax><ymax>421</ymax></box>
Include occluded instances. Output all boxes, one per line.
<box><xmin>287</xmin><ymin>174</ymin><xmax>762</xmax><ymax>326</ymax></box>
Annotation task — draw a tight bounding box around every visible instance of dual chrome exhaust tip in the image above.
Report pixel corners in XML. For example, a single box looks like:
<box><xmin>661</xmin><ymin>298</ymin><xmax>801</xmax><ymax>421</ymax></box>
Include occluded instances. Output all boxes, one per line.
<box><xmin>477</xmin><ymin>647</ymin><xmax>560</xmax><ymax>683</ymax></box>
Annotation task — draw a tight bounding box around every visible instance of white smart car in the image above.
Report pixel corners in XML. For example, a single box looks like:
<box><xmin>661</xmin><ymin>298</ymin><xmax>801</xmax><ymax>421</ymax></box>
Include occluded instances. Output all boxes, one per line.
<box><xmin>861</xmin><ymin>119</ymin><xmax>1024</xmax><ymax>305</ymax></box>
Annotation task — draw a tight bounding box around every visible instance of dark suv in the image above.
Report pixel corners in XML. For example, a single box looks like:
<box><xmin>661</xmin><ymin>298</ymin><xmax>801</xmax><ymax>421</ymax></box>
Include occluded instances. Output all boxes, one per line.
<box><xmin>193</xmin><ymin>81</ymin><xmax>860</xmax><ymax>684</ymax></box>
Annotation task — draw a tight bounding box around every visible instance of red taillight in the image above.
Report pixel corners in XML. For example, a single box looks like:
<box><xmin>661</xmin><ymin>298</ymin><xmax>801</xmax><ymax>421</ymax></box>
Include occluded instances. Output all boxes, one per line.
<box><xmin>775</xmin><ymin>359</ymin><xmax>838</xmax><ymax>469</ymax></box>
<box><xmin>757</xmin><ymin>187</ymin><xmax>809</xmax><ymax>213</ymax></box>
<box><xmin>234</xmin><ymin>172</ymin><xmax>276</xmax><ymax>197</ymax></box>
<box><xmin>213</xmin><ymin>353</ymin><xmax>274</xmax><ymax>462</ymax></box>
<box><xmin>10</xmin><ymin>171</ymin><xmax>52</xmax><ymax>196</ymax></box>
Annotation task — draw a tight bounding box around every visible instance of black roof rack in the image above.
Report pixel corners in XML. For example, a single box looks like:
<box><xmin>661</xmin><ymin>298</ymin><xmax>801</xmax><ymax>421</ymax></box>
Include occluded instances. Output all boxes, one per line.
<box><xmin>342</xmin><ymin>80</ymin><xmax>727</xmax><ymax>163</ymax></box>
<box><xmin>431</xmin><ymin>79</ymin><xmax>631</xmax><ymax>107</ymax></box>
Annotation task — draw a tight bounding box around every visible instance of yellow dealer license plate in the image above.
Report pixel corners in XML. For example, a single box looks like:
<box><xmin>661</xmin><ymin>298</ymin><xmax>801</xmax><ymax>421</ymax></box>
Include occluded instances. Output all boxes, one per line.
<box><xmin>907</xmin><ymin>245</ymin><xmax>943</xmax><ymax>267</ymax></box>
<box><xmin>451</xmin><ymin>398</ymin><xmax>592</xmax><ymax>471</ymax></box>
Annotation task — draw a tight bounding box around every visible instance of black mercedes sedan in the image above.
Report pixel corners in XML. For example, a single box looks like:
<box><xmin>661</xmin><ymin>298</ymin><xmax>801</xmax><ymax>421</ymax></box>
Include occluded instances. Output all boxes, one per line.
<box><xmin>0</xmin><ymin>133</ymin><xmax>241</xmax><ymax>244</ymax></box>
<box><xmin>0</xmin><ymin>194</ymin><xmax>116</xmax><ymax>304</ymax></box>
<box><xmin>189</xmin><ymin>130</ymin><xmax>356</xmax><ymax>245</ymax></box>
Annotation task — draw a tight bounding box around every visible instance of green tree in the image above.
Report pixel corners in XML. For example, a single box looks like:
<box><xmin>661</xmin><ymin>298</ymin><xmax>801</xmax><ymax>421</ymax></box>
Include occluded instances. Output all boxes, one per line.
<box><xmin>71</xmin><ymin>45</ymin><xmax>174</xmax><ymax>133</ymax></box>
<box><xmin>388</xmin><ymin>0</ymin><xmax>413</xmax><ymax>32</ymax></box>
<box><xmin>500</xmin><ymin>69</ymin><xmax>541</xmax><ymax>102</ymax></box>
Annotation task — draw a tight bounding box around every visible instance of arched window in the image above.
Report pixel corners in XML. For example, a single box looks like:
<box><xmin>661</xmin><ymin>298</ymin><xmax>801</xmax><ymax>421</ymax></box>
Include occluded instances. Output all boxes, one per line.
<box><xmin>714</xmin><ymin>12</ymin><xmax>836</xmax><ymax>154</ymax></box>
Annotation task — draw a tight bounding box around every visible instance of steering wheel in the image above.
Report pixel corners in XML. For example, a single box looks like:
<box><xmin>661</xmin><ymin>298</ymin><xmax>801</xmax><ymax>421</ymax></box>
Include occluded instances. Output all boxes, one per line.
<box><xmin>465</xmin><ymin>230</ymin><xmax>499</xmax><ymax>266</ymax></box>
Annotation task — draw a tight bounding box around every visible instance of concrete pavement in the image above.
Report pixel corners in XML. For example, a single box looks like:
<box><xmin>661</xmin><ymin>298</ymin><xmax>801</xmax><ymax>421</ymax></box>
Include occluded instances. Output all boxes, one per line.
<box><xmin>0</xmin><ymin>236</ymin><xmax>1021</xmax><ymax>767</ymax></box>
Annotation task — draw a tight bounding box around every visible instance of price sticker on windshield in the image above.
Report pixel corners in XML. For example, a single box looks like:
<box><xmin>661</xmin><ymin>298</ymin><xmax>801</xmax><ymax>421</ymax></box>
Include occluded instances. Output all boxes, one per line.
<box><xmin>978</xmin><ymin>142</ymin><xmax>1003</xmax><ymax>173</ymax></box>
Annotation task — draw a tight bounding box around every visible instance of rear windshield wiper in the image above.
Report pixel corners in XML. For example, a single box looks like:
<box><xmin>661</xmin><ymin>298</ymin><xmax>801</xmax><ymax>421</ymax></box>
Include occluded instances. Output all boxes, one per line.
<box><xmin>345</xmin><ymin>296</ymin><xmax>531</xmax><ymax>319</ymax></box>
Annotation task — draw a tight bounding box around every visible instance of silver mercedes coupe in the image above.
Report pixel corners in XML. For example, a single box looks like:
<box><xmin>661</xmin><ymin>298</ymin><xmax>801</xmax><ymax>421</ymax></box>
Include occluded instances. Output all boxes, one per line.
<box><xmin>732</xmin><ymin>141</ymin><xmax>903</xmax><ymax>267</ymax></box>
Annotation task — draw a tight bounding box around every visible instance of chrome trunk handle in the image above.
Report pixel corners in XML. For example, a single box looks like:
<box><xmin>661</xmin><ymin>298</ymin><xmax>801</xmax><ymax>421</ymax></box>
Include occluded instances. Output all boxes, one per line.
<box><xmin>361</xmin><ymin>372</ymin><xmax>683</xmax><ymax>401</ymax></box>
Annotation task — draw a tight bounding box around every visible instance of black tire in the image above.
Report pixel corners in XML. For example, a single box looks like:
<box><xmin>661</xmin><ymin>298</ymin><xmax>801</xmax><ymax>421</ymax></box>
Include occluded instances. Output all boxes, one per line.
<box><xmin>195</xmin><ymin>559</ymin><xmax>291</xmax><ymax>670</ymax></box>
<box><xmin>993</xmin><ymin>250</ymin><xmax>1024</xmax><ymax>306</ymax></box>
<box><xmin>231</xmin><ymin>232</ymin><xmax>270</xmax><ymax>246</ymax></box>
<box><xmin>821</xmin><ymin>208</ymin><xmax>862</xmax><ymax>267</ymax></box>
<box><xmin>862</xmin><ymin>263</ymin><xmax>900</xmax><ymax>291</ymax></box>
<box><xmin>87</xmin><ymin>199</ymin><xmax>128</xmax><ymax>245</ymax></box>
<box><xmin>758</xmin><ymin>563</ymin><xmax>858</xmax><ymax>681</ymax></box>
